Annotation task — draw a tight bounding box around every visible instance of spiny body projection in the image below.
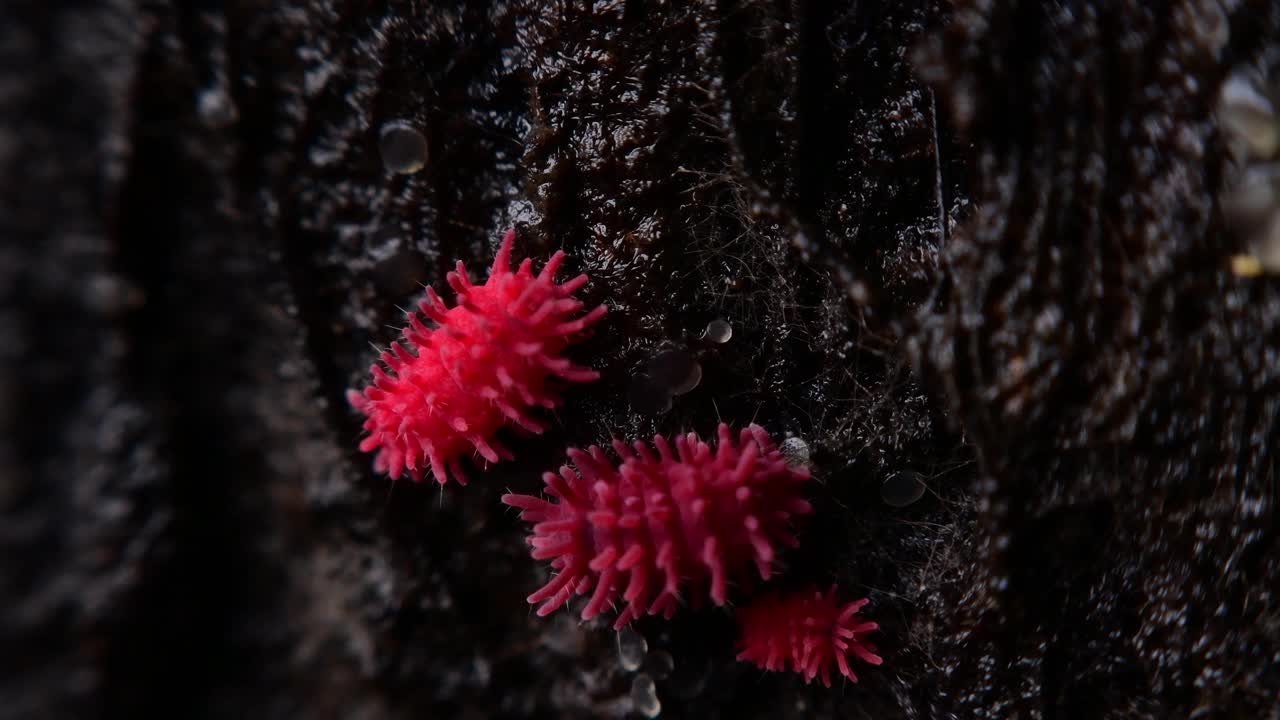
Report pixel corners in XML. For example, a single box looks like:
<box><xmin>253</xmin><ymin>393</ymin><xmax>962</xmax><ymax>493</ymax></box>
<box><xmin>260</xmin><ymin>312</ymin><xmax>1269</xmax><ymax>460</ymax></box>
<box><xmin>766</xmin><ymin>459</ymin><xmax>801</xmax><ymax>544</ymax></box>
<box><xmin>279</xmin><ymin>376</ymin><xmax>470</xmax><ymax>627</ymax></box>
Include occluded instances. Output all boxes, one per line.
<box><xmin>502</xmin><ymin>424</ymin><xmax>813</xmax><ymax>627</ymax></box>
<box><xmin>736</xmin><ymin>586</ymin><xmax>882</xmax><ymax>686</ymax></box>
<box><xmin>347</xmin><ymin>229</ymin><xmax>607</xmax><ymax>485</ymax></box>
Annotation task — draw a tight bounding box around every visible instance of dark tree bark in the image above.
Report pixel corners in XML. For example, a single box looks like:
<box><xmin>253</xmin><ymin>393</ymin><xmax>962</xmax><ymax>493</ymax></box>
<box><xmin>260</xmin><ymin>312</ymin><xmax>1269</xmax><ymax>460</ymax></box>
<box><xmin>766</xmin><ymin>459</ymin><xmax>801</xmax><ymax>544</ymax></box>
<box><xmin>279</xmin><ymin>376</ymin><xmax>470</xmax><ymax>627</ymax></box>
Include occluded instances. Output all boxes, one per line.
<box><xmin>3</xmin><ymin>1</ymin><xmax>1277</xmax><ymax>718</ymax></box>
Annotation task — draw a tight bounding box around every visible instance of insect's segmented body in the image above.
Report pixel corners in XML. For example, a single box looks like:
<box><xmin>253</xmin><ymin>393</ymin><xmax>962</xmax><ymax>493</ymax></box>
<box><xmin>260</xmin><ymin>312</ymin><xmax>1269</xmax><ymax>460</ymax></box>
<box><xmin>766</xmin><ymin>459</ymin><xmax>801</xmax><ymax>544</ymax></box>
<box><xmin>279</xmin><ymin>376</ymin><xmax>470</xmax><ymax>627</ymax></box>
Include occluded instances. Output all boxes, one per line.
<box><xmin>736</xmin><ymin>586</ymin><xmax>882</xmax><ymax>686</ymax></box>
<box><xmin>348</xmin><ymin>229</ymin><xmax>606</xmax><ymax>484</ymax></box>
<box><xmin>503</xmin><ymin>423</ymin><xmax>813</xmax><ymax>627</ymax></box>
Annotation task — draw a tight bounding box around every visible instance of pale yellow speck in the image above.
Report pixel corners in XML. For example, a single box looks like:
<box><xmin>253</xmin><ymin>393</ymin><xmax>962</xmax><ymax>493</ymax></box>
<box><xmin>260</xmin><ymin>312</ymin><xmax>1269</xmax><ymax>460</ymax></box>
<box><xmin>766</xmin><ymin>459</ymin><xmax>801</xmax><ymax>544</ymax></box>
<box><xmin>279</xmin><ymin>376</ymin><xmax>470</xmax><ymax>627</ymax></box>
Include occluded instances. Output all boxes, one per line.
<box><xmin>1231</xmin><ymin>254</ymin><xmax>1265</xmax><ymax>277</ymax></box>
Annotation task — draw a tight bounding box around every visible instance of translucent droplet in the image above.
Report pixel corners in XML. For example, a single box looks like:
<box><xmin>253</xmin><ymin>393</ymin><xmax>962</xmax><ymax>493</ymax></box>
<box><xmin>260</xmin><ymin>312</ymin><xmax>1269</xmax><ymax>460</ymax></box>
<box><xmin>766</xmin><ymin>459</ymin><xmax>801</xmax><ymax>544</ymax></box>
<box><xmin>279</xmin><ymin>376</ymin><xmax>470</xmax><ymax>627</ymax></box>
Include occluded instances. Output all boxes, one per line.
<box><xmin>1218</xmin><ymin>74</ymin><xmax>1278</xmax><ymax>159</ymax></box>
<box><xmin>616</xmin><ymin>626</ymin><xmax>647</xmax><ymax>672</ymax></box>
<box><xmin>379</xmin><ymin>120</ymin><xmax>429</xmax><ymax>174</ymax></box>
<box><xmin>881</xmin><ymin>471</ymin><xmax>926</xmax><ymax>507</ymax></box>
<box><xmin>647</xmin><ymin>350</ymin><xmax>701</xmax><ymax>396</ymax></box>
<box><xmin>541</xmin><ymin>613</ymin><xmax>587</xmax><ymax>656</ymax></box>
<box><xmin>1221</xmin><ymin>165</ymin><xmax>1280</xmax><ymax>232</ymax></box>
<box><xmin>628</xmin><ymin>375</ymin><xmax>672</xmax><ymax>415</ymax></box>
<box><xmin>703</xmin><ymin>318</ymin><xmax>732</xmax><ymax>343</ymax></box>
<box><xmin>1255</xmin><ymin>210</ymin><xmax>1280</xmax><ymax>271</ymax></box>
<box><xmin>85</xmin><ymin>274</ymin><xmax>144</xmax><ymax>315</ymax></box>
<box><xmin>671</xmin><ymin>361</ymin><xmax>701</xmax><ymax>395</ymax></box>
<box><xmin>196</xmin><ymin>87</ymin><xmax>237</xmax><ymax>127</ymax></box>
<box><xmin>781</xmin><ymin>436</ymin><xmax>810</xmax><ymax>466</ymax></box>
<box><xmin>630</xmin><ymin>674</ymin><xmax>662</xmax><ymax>718</ymax></box>
<box><xmin>644</xmin><ymin>650</ymin><xmax>674</xmax><ymax>679</ymax></box>
<box><xmin>1194</xmin><ymin>0</ymin><xmax>1229</xmax><ymax>52</ymax></box>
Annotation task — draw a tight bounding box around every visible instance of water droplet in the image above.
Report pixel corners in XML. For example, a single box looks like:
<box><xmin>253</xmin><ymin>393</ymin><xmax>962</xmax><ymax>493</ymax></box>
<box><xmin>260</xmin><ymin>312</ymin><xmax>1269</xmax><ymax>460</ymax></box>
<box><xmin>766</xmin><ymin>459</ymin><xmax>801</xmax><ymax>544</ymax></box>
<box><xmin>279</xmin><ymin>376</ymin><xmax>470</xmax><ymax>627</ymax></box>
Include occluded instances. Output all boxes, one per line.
<box><xmin>644</xmin><ymin>650</ymin><xmax>674</xmax><ymax>679</ymax></box>
<box><xmin>703</xmin><ymin>318</ymin><xmax>732</xmax><ymax>343</ymax></box>
<box><xmin>647</xmin><ymin>349</ymin><xmax>701</xmax><ymax>396</ymax></box>
<box><xmin>1222</xmin><ymin>164</ymin><xmax>1280</xmax><ymax>227</ymax></box>
<box><xmin>630</xmin><ymin>674</ymin><xmax>662</xmax><ymax>718</ymax></box>
<box><xmin>1254</xmin><ymin>211</ymin><xmax>1280</xmax><ymax>271</ymax></box>
<box><xmin>1219</xmin><ymin>73</ymin><xmax>1277</xmax><ymax>159</ymax></box>
<box><xmin>379</xmin><ymin>120</ymin><xmax>429</xmax><ymax>174</ymax></box>
<box><xmin>781</xmin><ymin>436</ymin><xmax>810</xmax><ymax>466</ymax></box>
<box><xmin>628</xmin><ymin>375</ymin><xmax>672</xmax><ymax>415</ymax></box>
<box><xmin>881</xmin><ymin>471</ymin><xmax>926</xmax><ymax>507</ymax></box>
<box><xmin>85</xmin><ymin>274</ymin><xmax>145</xmax><ymax>315</ymax></box>
<box><xmin>197</xmin><ymin>87</ymin><xmax>237</xmax><ymax>127</ymax></box>
<box><xmin>671</xmin><ymin>360</ymin><xmax>701</xmax><ymax>395</ymax></box>
<box><xmin>541</xmin><ymin>613</ymin><xmax>587</xmax><ymax>656</ymax></box>
<box><xmin>1221</xmin><ymin>162</ymin><xmax>1280</xmax><ymax>272</ymax></box>
<box><xmin>616</xmin><ymin>626</ymin><xmax>647</xmax><ymax>672</ymax></box>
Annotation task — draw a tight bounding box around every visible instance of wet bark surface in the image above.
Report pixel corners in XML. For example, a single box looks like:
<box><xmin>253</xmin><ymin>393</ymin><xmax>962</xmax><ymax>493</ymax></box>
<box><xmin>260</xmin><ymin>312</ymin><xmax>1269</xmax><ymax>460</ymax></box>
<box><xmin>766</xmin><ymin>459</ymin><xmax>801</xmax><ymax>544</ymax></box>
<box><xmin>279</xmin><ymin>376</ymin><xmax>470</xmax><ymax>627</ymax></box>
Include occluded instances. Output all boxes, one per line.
<box><xmin>3</xmin><ymin>1</ymin><xmax>1277</xmax><ymax>718</ymax></box>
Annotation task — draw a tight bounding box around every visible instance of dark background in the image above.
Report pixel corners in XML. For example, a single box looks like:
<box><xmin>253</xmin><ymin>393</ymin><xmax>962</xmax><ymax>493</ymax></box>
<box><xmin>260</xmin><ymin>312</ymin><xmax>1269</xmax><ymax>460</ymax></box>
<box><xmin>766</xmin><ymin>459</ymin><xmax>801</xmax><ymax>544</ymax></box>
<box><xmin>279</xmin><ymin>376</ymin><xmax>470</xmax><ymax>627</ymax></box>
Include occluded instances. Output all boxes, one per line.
<box><xmin>4</xmin><ymin>1</ymin><xmax>1279</xmax><ymax>718</ymax></box>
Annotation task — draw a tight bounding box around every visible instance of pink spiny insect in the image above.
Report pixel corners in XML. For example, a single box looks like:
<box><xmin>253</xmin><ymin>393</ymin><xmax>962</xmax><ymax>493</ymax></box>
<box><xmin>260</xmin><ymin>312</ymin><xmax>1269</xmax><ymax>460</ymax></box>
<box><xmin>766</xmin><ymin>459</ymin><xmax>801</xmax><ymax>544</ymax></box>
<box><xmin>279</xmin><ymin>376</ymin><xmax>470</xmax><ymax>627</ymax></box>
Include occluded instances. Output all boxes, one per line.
<box><xmin>736</xmin><ymin>586</ymin><xmax>882</xmax><ymax>686</ymax></box>
<box><xmin>347</xmin><ymin>229</ymin><xmax>607</xmax><ymax>485</ymax></box>
<box><xmin>502</xmin><ymin>423</ymin><xmax>813</xmax><ymax>628</ymax></box>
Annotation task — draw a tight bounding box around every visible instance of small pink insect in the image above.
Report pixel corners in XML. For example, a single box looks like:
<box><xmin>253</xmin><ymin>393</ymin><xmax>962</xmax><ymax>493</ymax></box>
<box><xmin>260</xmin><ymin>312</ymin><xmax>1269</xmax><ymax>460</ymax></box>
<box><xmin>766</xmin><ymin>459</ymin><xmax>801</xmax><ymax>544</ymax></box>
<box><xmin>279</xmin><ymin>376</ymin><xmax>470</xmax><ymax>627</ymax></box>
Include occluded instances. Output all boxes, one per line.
<box><xmin>502</xmin><ymin>423</ymin><xmax>813</xmax><ymax>627</ymax></box>
<box><xmin>736</xmin><ymin>586</ymin><xmax>882</xmax><ymax>686</ymax></box>
<box><xmin>348</xmin><ymin>229</ymin><xmax>607</xmax><ymax>485</ymax></box>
